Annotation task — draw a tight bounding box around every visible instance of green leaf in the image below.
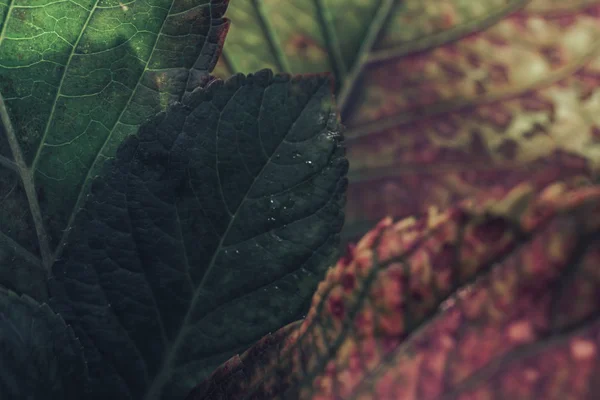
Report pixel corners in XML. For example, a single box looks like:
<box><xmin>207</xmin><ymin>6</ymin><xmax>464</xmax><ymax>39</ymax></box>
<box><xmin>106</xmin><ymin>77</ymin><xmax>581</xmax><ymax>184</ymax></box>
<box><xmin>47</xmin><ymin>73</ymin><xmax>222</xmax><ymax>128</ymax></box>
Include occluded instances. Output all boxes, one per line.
<box><xmin>0</xmin><ymin>0</ymin><xmax>230</xmax><ymax>299</ymax></box>
<box><xmin>0</xmin><ymin>287</ymin><xmax>88</xmax><ymax>399</ymax></box>
<box><xmin>48</xmin><ymin>69</ymin><xmax>348</xmax><ymax>400</ymax></box>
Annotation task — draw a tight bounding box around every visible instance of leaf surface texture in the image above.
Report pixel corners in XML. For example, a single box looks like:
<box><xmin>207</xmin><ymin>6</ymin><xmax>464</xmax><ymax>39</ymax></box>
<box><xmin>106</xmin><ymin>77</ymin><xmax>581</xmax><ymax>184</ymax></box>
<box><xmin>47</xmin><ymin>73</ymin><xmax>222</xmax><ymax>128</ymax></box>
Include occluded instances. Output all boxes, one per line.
<box><xmin>0</xmin><ymin>0</ymin><xmax>229</xmax><ymax>297</ymax></box>
<box><xmin>49</xmin><ymin>70</ymin><xmax>348</xmax><ymax>400</ymax></box>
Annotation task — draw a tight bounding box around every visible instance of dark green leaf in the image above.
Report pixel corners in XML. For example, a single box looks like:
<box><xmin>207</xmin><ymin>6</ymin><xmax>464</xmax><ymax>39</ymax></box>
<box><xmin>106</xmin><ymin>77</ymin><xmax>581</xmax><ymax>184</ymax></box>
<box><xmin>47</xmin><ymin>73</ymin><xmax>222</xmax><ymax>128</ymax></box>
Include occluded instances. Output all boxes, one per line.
<box><xmin>48</xmin><ymin>69</ymin><xmax>348</xmax><ymax>400</ymax></box>
<box><xmin>0</xmin><ymin>287</ymin><xmax>88</xmax><ymax>399</ymax></box>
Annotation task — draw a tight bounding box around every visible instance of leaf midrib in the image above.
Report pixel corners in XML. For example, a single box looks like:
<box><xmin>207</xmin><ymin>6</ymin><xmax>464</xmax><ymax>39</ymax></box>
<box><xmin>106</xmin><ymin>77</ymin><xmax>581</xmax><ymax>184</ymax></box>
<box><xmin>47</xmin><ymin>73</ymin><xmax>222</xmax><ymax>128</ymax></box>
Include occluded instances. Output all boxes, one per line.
<box><xmin>0</xmin><ymin>0</ymin><xmax>14</xmax><ymax>45</ymax></box>
<box><xmin>145</xmin><ymin>77</ymin><xmax>329</xmax><ymax>399</ymax></box>
<box><xmin>145</xmin><ymin>82</ymin><xmax>266</xmax><ymax>399</ymax></box>
<box><xmin>0</xmin><ymin>93</ymin><xmax>49</xmax><ymax>269</ymax></box>
<box><xmin>0</xmin><ymin>0</ymin><xmax>52</xmax><ymax>269</ymax></box>
<box><xmin>1</xmin><ymin>1</ymin><xmax>101</xmax><ymax>271</ymax></box>
<box><xmin>250</xmin><ymin>0</ymin><xmax>289</xmax><ymax>72</ymax></box>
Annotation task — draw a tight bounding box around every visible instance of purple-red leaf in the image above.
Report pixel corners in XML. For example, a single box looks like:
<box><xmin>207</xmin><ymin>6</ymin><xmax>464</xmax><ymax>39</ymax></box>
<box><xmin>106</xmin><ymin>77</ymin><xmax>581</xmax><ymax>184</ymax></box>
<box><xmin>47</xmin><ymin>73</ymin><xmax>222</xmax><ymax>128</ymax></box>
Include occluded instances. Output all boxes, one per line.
<box><xmin>343</xmin><ymin>2</ymin><xmax>600</xmax><ymax>242</ymax></box>
<box><xmin>187</xmin><ymin>177</ymin><xmax>600</xmax><ymax>399</ymax></box>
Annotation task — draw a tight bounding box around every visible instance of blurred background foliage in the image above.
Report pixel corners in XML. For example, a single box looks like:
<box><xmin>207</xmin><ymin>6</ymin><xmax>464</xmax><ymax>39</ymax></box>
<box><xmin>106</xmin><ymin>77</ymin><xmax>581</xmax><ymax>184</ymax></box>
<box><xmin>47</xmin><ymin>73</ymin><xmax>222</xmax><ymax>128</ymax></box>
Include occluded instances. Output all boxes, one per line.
<box><xmin>214</xmin><ymin>0</ymin><xmax>600</xmax><ymax>245</ymax></box>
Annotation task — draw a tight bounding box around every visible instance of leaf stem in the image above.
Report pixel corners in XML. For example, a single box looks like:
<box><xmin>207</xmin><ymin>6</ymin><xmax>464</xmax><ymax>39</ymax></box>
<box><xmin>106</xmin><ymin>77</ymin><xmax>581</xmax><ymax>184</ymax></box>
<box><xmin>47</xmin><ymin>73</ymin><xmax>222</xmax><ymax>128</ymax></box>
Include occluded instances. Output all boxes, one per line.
<box><xmin>0</xmin><ymin>93</ymin><xmax>51</xmax><ymax>270</ymax></box>
<box><xmin>251</xmin><ymin>0</ymin><xmax>290</xmax><ymax>72</ymax></box>
<box><xmin>314</xmin><ymin>0</ymin><xmax>346</xmax><ymax>91</ymax></box>
<box><xmin>366</xmin><ymin>0</ymin><xmax>528</xmax><ymax>64</ymax></box>
<box><xmin>0</xmin><ymin>0</ymin><xmax>14</xmax><ymax>46</ymax></box>
<box><xmin>337</xmin><ymin>0</ymin><xmax>395</xmax><ymax>114</ymax></box>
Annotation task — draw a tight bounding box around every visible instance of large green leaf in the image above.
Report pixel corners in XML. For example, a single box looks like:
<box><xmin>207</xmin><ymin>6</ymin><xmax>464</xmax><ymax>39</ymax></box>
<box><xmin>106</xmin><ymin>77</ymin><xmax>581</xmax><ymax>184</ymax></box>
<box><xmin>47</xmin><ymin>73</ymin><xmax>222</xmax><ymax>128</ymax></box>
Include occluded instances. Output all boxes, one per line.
<box><xmin>0</xmin><ymin>0</ymin><xmax>229</xmax><ymax>300</ymax></box>
<box><xmin>0</xmin><ymin>287</ymin><xmax>88</xmax><ymax>399</ymax></box>
<box><xmin>48</xmin><ymin>69</ymin><xmax>348</xmax><ymax>400</ymax></box>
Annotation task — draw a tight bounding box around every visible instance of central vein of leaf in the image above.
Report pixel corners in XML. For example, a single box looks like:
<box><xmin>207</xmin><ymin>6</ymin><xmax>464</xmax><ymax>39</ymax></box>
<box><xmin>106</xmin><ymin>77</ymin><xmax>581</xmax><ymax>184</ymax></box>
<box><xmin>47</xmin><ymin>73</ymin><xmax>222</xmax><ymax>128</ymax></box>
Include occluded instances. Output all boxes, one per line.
<box><xmin>147</xmin><ymin>81</ymin><xmax>317</xmax><ymax>399</ymax></box>
<box><xmin>0</xmin><ymin>0</ymin><xmax>14</xmax><ymax>47</ymax></box>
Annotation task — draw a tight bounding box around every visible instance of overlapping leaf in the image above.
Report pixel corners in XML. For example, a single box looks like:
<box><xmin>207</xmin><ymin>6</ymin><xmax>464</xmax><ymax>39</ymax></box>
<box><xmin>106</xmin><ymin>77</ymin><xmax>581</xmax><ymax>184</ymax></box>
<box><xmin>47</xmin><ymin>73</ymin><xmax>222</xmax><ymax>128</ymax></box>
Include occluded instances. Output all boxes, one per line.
<box><xmin>187</xmin><ymin>176</ymin><xmax>600</xmax><ymax>399</ymax></box>
<box><xmin>0</xmin><ymin>0</ymin><xmax>229</xmax><ymax>299</ymax></box>
<box><xmin>214</xmin><ymin>0</ymin><xmax>600</xmax><ymax>244</ymax></box>
<box><xmin>48</xmin><ymin>70</ymin><xmax>348</xmax><ymax>400</ymax></box>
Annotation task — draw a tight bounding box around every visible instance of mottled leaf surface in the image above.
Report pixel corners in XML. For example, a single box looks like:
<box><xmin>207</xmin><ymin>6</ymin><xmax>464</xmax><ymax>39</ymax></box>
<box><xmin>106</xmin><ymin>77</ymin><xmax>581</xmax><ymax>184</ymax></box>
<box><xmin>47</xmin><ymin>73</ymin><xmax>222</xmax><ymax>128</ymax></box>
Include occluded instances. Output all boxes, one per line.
<box><xmin>0</xmin><ymin>0</ymin><xmax>230</xmax><ymax>298</ymax></box>
<box><xmin>0</xmin><ymin>287</ymin><xmax>88</xmax><ymax>399</ymax></box>
<box><xmin>215</xmin><ymin>0</ymin><xmax>600</xmax><ymax>244</ymax></box>
<box><xmin>215</xmin><ymin>0</ymin><xmax>522</xmax><ymax>94</ymax></box>
<box><xmin>48</xmin><ymin>70</ymin><xmax>348</xmax><ymax>400</ymax></box>
<box><xmin>188</xmin><ymin>177</ymin><xmax>600</xmax><ymax>399</ymax></box>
